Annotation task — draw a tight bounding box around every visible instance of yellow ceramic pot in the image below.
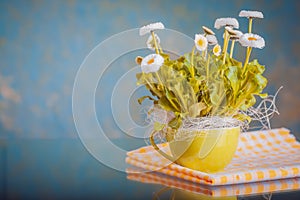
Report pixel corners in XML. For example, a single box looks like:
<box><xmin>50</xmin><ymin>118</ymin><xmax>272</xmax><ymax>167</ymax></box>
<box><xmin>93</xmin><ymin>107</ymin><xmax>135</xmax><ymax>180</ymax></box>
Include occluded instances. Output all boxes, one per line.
<box><xmin>150</xmin><ymin>126</ymin><xmax>240</xmax><ymax>173</ymax></box>
<box><xmin>168</xmin><ymin>126</ymin><xmax>240</xmax><ymax>173</ymax></box>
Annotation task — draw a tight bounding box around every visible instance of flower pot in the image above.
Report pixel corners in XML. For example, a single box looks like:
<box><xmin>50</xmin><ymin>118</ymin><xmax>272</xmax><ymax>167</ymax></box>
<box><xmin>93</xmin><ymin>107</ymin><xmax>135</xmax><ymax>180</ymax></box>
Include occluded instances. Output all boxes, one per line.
<box><xmin>151</xmin><ymin>126</ymin><xmax>240</xmax><ymax>173</ymax></box>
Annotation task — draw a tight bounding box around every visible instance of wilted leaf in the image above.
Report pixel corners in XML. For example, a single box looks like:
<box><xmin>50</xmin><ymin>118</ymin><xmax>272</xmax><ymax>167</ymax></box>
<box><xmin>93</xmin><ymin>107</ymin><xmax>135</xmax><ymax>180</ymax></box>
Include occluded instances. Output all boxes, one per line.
<box><xmin>189</xmin><ymin>102</ymin><xmax>207</xmax><ymax>117</ymax></box>
<box><xmin>138</xmin><ymin>96</ymin><xmax>156</xmax><ymax>104</ymax></box>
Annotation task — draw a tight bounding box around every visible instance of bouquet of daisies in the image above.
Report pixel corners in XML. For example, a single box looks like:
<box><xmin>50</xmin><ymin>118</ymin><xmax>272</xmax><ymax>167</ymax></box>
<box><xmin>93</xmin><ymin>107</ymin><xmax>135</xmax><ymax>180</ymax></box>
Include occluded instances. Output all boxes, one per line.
<box><xmin>135</xmin><ymin>10</ymin><xmax>268</xmax><ymax>132</ymax></box>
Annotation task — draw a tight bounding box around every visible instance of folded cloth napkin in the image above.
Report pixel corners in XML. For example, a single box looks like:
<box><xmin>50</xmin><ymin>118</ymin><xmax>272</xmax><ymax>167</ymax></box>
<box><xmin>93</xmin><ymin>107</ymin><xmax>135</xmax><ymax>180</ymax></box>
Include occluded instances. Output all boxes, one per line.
<box><xmin>127</xmin><ymin>168</ymin><xmax>300</xmax><ymax>197</ymax></box>
<box><xmin>126</xmin><ymin>128</ymin><xmax>300</xmax><ymax>186</ymax></box>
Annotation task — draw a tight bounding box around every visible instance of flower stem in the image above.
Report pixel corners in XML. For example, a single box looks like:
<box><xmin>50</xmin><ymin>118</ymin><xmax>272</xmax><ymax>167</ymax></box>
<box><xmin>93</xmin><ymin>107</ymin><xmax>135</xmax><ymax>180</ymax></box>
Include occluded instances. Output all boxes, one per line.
<box><xmin>151</xmin><ymin>31</ymin><xmax>159</xmax><ymax>54</ymax></box>
<box><xmin>248</xmin><ymin>18</ymin><xmax>253</xmax><ymax>33</ymax></box>
<box><xmin>158</xmin><ymin>45</ymin><xmax>164</xmax><ymax>54</ymax></box>
<box><xmin>203</xmin><ymin>33</ymin><xmax>207</xmax><ymax>59</ymax></box>
<box><xmin>155</xmin><ymin>71</ymin><xmax>163</xmax><ymax>88</ymax></box>
<box><xmin>243</xmin><ymin>47</ymin><xmax>252</xmax><ymax>71</ymax></box>
<box><xmin>222</xmin><ymin>30</ymin><xmax>229</xmax><ymax>64</ymax></box>
<box><xmin>165</xmin><ymin>83</ymin><xmax>180</xmax><ymax>111</ymax></box>
<box><xmin>229</xmin><ymin>40</ymin><xmax>235</xmax><ymax>58</ymax></box>
<box><xmin>145</xmin><ymin>75</ymin><xmax>162</xmax><ymax>98</ymax></box>
<box><xmin>245</xmin><ymin>17</ymin><xmax>253</xmax><ymax>62</ymax></box>
<box><xmin>190</xmin><ymin>46</ymin><xmax>196</xmax><ymax>78</ymax></box>
<box><xmin>206</xmin><ymin>54</ymin><xmax>210</xmax><ymax>81</ymax></box>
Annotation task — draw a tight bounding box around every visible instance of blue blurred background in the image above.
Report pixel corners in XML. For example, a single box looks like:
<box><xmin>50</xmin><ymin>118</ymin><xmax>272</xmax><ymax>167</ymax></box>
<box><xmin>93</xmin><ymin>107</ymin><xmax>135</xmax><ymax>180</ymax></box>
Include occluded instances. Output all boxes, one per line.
<box><xmin>0</xmin><ymin>0</ymin><xmax>300</xmax><ymax>139</ymax></box>
<box><xmin>1</xmin><ymin>0</ymin><xmax>300</xmax><ymax>199</ymax></box>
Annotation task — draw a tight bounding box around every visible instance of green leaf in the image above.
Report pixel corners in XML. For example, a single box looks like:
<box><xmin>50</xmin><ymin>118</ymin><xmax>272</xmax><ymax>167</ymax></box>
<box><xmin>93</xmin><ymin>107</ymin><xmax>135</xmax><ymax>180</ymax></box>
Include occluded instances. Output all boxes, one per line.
<box><xmin>168</xmin><ymin>115</ymin><xmax>182</xmax><ymax>129</ymax></box>
<box><xmin>225</xmin><ymin>66</ymin><xmax>240</xmax><ymax>97</ymax></box>
<box><xmin>247</xmin><ymin>59</ymin><xmax>265</xmax><ymax>74</ymax></box>
<box><xmin>153</xmin><ymin>122</ymin><xmax>165</xmax><ymax>131</ymax></box>
<box><xmin>158</xmin><ymin>96</ymin><xmax>178</xmax><ymax>112</ymax></box>
<box><xmin>258</xmin><ymin>93</ymin><xmax>268</xmax><ymax>98</ymax></box>
<box><xmin>188</xmin><ymin>102</ymin><xmax>206</xmax><ymax>118</ymax></box>
<box><xmin>233</xmin><ymin>113</ymin><xmax>252</xmax><ymax>123</ymax></box>
<box><xmin>165</xmin><ymin>89</ymin><xmax>180</xmax><ymax>111</ymax></box>
<box><xmin>210</xmin><ymin>88</ymin><xmax>219</xmax><ymax>106</ymax></box>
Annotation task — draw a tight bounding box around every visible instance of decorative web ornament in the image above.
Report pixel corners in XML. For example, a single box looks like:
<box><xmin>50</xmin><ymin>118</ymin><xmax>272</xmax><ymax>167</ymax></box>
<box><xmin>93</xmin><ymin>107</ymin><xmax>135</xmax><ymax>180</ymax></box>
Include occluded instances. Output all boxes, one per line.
<box><xmin>241</xmin><ymin>86</ymin><xmax>282</xmax><ymax>131</ymax></box>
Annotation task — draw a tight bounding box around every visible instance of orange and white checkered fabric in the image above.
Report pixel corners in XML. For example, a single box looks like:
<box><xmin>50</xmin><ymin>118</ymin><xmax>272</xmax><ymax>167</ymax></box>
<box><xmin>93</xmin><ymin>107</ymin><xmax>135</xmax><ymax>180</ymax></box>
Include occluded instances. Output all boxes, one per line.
<box><xmin>126</xmin><ymin>128</ymin><xmax>300</xmax><ymax>186</ymax></box>
<box><xmin>127</xmin><ymin>168</ymin><xmax>300</xmax><ymax>197</ymax></box>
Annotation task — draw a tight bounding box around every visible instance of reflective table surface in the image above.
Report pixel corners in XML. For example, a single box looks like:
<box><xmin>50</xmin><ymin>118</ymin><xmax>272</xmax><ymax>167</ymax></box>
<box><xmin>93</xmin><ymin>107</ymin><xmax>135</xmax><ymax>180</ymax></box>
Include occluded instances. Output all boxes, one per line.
<box><xmin>1</xmin><ymin>139</ymin><xmax>299</xmax><ymax>199</ymax></box>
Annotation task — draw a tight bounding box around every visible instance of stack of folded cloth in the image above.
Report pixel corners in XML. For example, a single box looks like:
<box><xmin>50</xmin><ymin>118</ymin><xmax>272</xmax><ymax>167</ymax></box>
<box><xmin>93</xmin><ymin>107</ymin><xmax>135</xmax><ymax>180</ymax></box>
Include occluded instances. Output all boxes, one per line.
<box><xmin>126</xmin><ymin>128</ymin><xmax>300</xmax><ymax>187</ymax></box>
<box><xmin>127</xmin><ymin>168</ymin><xmax>300</xmax><ymax>197</ymax></box>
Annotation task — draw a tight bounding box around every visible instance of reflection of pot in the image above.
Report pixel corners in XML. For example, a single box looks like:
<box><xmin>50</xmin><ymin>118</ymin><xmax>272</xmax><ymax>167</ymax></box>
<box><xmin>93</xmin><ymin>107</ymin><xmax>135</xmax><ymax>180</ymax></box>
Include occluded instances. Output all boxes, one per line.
<box><xmin>172</xmin><ymin>189</ymin><xmax>237</xmax><ymax>200</ymax></box>
<box><xmin>151</xmin><ymin>126</ymin><xmax>240</xmax><ymax>173</ymax></box>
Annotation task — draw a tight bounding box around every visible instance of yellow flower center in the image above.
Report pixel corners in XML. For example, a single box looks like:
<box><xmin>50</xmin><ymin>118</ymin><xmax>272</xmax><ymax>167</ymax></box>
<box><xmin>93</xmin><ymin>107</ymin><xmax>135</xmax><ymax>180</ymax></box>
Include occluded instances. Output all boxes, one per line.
<box><xmin>197</xmin><ymin>39</ymin><xmax>204</xmax><ymax>47</ymax></box>
<box><xmin>147</xmin><ymin>58</ymin><xmax>155</xmax><ymax>65</ymax></box>
<box><xmin>248</xmin><ymin>37</ymin><xmax>257</xmax><ymax>41</ymax></box>
<box><xmin>213</xmin><ymin>45</ymin><xmax>220</xmax><ymax>54</ymax></box>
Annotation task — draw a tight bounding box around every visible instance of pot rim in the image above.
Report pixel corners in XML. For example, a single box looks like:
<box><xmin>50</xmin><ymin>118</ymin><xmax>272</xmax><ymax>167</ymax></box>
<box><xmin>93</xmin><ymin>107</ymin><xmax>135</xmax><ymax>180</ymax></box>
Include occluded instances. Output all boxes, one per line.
<box><xmin>179</xmin><ymin>125</ymin><xmax>241</xmax><ymax>132</ymax></box>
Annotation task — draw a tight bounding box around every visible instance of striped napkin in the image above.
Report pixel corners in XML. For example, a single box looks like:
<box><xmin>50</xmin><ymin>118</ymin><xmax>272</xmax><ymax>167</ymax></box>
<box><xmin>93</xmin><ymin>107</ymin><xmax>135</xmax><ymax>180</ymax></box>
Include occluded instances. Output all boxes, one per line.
<box><xmin>126</xmin><ymin>128</ymin><xmax>300</xmax><ymax>185</ymax></box>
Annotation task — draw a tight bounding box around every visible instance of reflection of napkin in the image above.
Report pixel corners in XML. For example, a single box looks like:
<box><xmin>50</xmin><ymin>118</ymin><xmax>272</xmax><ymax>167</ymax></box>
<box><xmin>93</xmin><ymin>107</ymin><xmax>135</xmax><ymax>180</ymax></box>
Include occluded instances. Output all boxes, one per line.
<box><xmin>127</xmin><ymin>169</ymin><xmax>300</xmax><ymax>197</ymax></box>
<box><xmin>127</xmin><ymin>167</ymin><xmax>300</xmax><ymax>197</ymax></box>
<box><xmin>126</xmin><ymin>128</ymin><xmax>300</xmax><ymax>185</ymax></box>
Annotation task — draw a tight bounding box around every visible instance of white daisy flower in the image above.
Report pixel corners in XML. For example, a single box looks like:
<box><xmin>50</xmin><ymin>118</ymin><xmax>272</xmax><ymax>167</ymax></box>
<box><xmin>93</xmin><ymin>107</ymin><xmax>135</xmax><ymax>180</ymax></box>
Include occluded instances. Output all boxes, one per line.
<box><xmin>206</xmin><ymin>34</ymin><xmax>218</xmax><ymax>45</ymax></box>
<box><xmin>239</xmin><ymin>10</ymin><xmax>264</xmax><ymax>19</ymax></box>
<box><xmin>139</xmin><ymin>22</ymin><xmax>165</xmax><ymax>36</ymax></box>
<box><xmin>230</xmin><ymin>30</ymin><xmax>243</xmax><ymax>40</ymax></box>
<box><xmin>239</xmin><ymin>33</ymin><xmax>265</xmax><ymax>49</ymax></box>
<box><xmin>194</xmin><ymin>34</ymin><xmax>208</xmax><ymax>51</ymax></box>
<box><xmin>214</xmin><ymin>17</ymin><xmax>239</xmax><ymax>29</ymax></box>
<box><xmin>146</xmin><ymin>34</ymin><xmax>160</xmax><ymax>51</ymax></box>
<box><xmin>225</xmin><ymin>26</ymin><xmax>233</xmax><ymax>30</ymax></box>
<box><xmin>202</xmin><ymin>26</ymin><xmax>215</xmax><ymax>35</ymax></box>
<box><xmin>225</xmin><ymin>28</ymin><xmax>243</xmax><ymax>40</ymax></box>
<box><xmin>225</xmin><ymin>26</ymin><xmax>234</xmax><ymax>35</ymax></box>
<box><xmin>230</xmin><ymin>35</ymin><xmax>241</xmax><ymax>41</ymax></box>
<box><xmin>213</xmin><ymin>44</ymin><xmax>221</xmax><ymax>56</ymax></box>
<box><xmin>232</xmin><ymin>30</ymin><xmax>243</xmax><ymax>37</ymax></box>
<box><xmin>141</xmin><ymin>54</ymin><xmax>164</xmax><ymax>73</ymax></box>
